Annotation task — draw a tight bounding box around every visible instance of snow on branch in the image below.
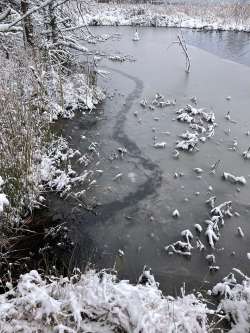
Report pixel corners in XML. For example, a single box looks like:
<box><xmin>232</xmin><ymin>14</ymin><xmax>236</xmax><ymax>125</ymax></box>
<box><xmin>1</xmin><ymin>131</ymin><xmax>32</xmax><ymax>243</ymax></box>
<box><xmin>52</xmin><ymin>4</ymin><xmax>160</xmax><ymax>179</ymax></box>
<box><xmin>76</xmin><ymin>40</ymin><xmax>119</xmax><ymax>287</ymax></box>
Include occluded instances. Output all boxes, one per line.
<box><xmin>0</xmin><ymin>7</ymin><xmax>11</xmax><ymax>22</ymax></box>
<box><xmin>0</xmin><ymin>23</ymin><xmax>23</xmax><ymax>33</ymax></box>
<box><xmin>0</xmin><ymin>0</ymin><xmax>70</xmax><ymax>33</ymax></box>
<box><xmin>49</xmin><ymin>40</ymin><xmax>88</xmax><ymax>53</ymax></box>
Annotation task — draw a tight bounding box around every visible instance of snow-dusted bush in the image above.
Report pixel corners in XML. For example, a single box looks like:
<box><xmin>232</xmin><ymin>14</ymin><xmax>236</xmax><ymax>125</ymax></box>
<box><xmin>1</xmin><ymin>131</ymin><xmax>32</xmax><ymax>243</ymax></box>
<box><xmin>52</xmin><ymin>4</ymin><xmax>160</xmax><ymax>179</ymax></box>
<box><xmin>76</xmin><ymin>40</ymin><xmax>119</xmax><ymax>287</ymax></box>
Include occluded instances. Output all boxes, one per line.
<box><xmin>37</xmin><ymin>136</ymin><xmax>98</xmax><ymax>197</ymax></box>
<box><xmin>34</xmin><ymin>63</ymin><xmax>105</xmax><ymax>122</ymax></box>
<box><xmin>0</xmin><ymin>269</ymin><xmax>209</xmax><ymax>333</ymax></box>
<box><xmin>213</xmin><ymin>270</ymin><xmax>250</xmax><ymax>332</ymax></box>
<box><xmin>1</xmin><ymin>268</ymin><xmax>250</xmax><ymax>332</ymax></box>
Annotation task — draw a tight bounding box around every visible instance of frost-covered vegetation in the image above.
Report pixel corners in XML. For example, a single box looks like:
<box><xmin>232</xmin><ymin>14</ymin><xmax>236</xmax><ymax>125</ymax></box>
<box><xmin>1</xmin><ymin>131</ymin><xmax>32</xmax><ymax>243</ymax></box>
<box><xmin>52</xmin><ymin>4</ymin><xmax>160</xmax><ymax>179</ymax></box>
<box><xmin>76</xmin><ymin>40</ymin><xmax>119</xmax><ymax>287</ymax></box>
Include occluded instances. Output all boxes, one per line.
<box><xmin>0</xmin><ymin>268</ymin><xmax>208</xmax><ymax>332</ymax></box>
<box><xmin>86</xmin><ymin>2</ymin><xmax>250</xmax><ymax>32</ymax></box>
<box><xmin>0</xmin><ymin>0</ymin><xmax>105</xmax><ymax>287</ymax></box>
<box><xmin>0</xmin><ymin>267</ymin><xmax>250</xmax><ymax>332</ymax></box>
<box><xmin>0</xmin><ymin>0</ymin><xmax>105</xmax><ymax>225</ymax></box>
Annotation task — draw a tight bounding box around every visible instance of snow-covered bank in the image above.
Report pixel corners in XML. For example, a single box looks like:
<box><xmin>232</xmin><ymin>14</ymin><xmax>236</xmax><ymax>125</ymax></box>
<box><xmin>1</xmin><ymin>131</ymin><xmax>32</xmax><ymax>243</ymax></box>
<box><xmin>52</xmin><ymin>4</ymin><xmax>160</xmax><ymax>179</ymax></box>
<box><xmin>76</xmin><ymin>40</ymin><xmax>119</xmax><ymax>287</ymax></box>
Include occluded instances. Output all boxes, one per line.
<box><xmin>85</xmin><ymin>4</ymin><xmax>250</xmax><ymax>32</ymax></box>
<box><xmin>0</xmin><ymin>0</ymin><xmax>107</xmax><ymax>224</ymax></box>
<box><xmin>0</xmin><ymin>50</ymin><xmax>105</xmax><ymax>286</ymax></box>
<box><xmin>1</xmin><ymin>268</ymin><xmax>250</xmax><ymax>332</ymax></box>
<box><xmin>0</xmin><ymin>54</ymin><xmax>105</xmax><ymax>223</ymax></box>
<box><xmin>0</xmin><ymin>268</ymin><xmax>208</xmax><ymax>332</ymax></box>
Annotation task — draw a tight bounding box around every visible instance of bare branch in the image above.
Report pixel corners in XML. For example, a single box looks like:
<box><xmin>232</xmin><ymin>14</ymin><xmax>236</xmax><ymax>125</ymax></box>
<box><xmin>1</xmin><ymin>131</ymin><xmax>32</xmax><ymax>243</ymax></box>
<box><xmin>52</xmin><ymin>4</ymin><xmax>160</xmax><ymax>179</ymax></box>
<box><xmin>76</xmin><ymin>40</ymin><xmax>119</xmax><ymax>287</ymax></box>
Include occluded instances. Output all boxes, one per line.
<box><xmin>51</xmin><ymin>0</ymin><xmax>70</xmax><ymax>11</ymax></box>
<box><xmin>49</xmin><ymin>40</ymin><xmax>88</xmax><ymax>53</ymax></box>
<box><xmin>177</xmin><ymin>34</ymin><xmax>191</xmax><ymax>73</ymax></box>
<box><xmin>0</xmin><ymin>8</ymin><xmax>11</xmax><ymax>22</ymax></box>
<box><xmin>8</xmin><ymin>0</ymin><xmax>56</xmax><ymax>30</ymax></box>
<box><xmin>0</xmin><ymin>0</ymin><xmax>69</xmax><ymax>33</ymax></box>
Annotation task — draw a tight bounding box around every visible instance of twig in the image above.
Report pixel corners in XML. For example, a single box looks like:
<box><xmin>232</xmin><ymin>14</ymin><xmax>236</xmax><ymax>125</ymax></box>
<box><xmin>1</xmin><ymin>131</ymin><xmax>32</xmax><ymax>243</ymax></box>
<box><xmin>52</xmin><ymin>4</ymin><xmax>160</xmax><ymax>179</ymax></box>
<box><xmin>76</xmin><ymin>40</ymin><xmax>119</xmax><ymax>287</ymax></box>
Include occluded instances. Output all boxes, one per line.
<box><xmin>177</xmin><ymin>34</ymin><xmax>191</xmax><ymax>73</ymax></box>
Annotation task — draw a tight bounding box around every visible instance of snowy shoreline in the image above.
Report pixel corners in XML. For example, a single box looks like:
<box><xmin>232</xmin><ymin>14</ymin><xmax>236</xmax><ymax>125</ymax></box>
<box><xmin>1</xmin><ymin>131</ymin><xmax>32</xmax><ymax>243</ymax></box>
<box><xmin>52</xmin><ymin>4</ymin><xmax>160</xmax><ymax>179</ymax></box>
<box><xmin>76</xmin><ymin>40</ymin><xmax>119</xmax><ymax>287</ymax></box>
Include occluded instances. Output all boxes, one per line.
<box><xmin>85</xmin><ymin>4</ymin><xmax>250</xmax><ymax>33</ymax></box>
<box><xmin>0</xmin><ymin>267</ymin><xmax>250</xmax><ymax>332</ymax></box>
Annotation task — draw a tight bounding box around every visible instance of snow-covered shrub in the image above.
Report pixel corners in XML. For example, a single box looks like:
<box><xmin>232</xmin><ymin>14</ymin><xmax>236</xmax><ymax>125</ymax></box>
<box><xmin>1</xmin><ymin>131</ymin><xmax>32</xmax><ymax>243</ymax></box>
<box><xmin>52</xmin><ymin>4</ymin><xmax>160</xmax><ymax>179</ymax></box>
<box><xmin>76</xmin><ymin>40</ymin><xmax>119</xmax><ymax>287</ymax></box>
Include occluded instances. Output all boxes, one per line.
<box><xmin>37</xmin><ymin>137</ymin><xmax>95</xmax><ymax>197</ymax></box>
<box><xmin>37</xmin><ymin>55</ymin><xmax>104</xmax><ymax>121</ymax></box>
<box><xmin>2</xmin><ymin>267</ymin><xmax>250</xmax><ymax>332</ymax></box>
<box><xmin>213</xmin><ymin>270</ymin><xmax>250</xmax><ymax>332</ymax></box>
<box><xmin>0</xmin><ymin>269</ymin><xmax>209</xmax><ymax>333</ymax></box>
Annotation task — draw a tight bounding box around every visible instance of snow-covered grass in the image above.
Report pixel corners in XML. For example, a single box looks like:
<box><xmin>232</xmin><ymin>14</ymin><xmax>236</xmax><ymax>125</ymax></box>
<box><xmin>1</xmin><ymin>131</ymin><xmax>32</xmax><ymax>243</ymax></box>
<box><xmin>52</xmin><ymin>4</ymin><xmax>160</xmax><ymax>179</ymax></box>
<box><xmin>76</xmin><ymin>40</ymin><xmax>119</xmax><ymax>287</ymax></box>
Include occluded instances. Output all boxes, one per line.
<box><xmin>0</xmin><ymin>1</ymin><xmax>107</xmax><ymax>297</ymax></box>
<box><xmin>0</xmin><ymin>268</ymin><xmax>209</xmax><ymax>333</ymax></box>
<box><xmin>213</xmin><ymin>269</ymin><xmax>250</xmax><ymax>333</ymax></box>
<box><xmin>0</xmin><ymin>51</ymin><xmax>105</xmax><ymax>306</ymax></box>
<box><xmin>85</xmin><ymin>3</ymin><xmax>250</xmax><ymax>32</ymax></box>
<box><xmin>0</xmin><ymin>26</ymin><xmax>106</xmax><ymax>295</ymax></box>
<box><xmin>0</xmin><ymin>267</ymin><xmax>250</xmax><ymax>332</ymax></box>
<box><xmin>0</xmin><ymin>47</ymin><xmax>105</xmax><ymax>224</ymax></box>
<box><xmin>0</xmin><ymin>55</ymin><xmax>47</xmax><ymax>222</ymax></box>
<box><xmin>44</xmin><ymin>67</ymin><xmax>105</xmax><ymax>122</ymax></box>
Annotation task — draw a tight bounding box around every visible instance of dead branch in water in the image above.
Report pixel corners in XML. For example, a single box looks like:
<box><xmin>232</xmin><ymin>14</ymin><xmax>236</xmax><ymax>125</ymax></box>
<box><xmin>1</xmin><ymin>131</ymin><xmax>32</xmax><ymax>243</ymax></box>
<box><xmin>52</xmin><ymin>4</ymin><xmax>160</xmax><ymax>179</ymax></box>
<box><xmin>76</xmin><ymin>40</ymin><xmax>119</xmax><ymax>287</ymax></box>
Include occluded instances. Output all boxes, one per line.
<box><xmin>166</xmin><ymin>32</ymin><xmax>191</xmax><ymax>73</ymax></box>
<box><xmin>177</xmin><ymin>34</ymin><xmax>191</xmax><ymax>73</ymax></box>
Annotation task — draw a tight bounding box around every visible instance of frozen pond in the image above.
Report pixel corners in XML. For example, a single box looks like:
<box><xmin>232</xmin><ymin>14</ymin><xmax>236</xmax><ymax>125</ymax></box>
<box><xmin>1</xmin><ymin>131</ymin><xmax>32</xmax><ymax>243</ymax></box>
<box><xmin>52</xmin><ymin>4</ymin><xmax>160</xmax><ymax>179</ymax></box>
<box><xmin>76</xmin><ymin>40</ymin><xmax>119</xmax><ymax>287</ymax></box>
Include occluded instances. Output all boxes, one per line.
<box><xmin>184</xmin><ymin>28</ymin><xmax>250</xmax><ymax>67</ymax></box>
<box><xmin>52</xmin><ymin>27</ymin><xmax>250</xmax><ymax>295</ymax></box>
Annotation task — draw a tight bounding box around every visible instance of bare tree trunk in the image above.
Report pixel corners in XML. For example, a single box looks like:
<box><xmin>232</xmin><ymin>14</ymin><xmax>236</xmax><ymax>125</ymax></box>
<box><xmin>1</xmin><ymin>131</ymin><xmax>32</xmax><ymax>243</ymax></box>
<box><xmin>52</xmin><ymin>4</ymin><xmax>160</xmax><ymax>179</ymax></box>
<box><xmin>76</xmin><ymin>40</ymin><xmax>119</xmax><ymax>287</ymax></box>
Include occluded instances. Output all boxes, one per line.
<box><xmin>21</xmin><ymin>0</ymin><xmax>34</xmax><ymax>47</ymax></box>
<box><xmin>48</xmin><ymin>2</ymin><xmax>58</xmax><ymax>44</ymax></box>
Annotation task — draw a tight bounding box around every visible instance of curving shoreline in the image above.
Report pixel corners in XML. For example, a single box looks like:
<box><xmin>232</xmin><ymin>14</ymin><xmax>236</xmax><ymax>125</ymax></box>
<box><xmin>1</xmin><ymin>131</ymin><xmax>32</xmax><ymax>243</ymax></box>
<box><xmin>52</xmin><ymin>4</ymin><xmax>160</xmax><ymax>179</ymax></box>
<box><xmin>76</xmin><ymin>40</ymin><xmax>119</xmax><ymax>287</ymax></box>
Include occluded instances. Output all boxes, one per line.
<box><xmin>85</xmin><ymin>3</ymin><xmax>250</xmax><ymax>33</ymax></box>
